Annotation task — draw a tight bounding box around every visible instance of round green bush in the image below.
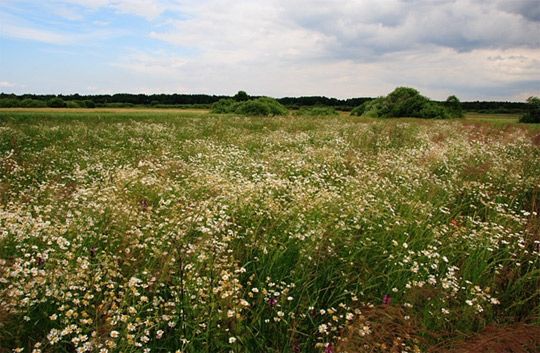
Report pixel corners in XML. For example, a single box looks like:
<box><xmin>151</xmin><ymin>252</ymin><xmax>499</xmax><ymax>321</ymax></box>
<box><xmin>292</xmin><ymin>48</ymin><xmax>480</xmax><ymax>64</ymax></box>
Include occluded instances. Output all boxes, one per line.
<box><xmin>351</xmin><ymin>87</ymin><xmax>458</xmax><ymax>119</ymax></box>
<box><xmin>83</xmin><ymin>100</ymin><xmax>96</xmax><ymax>108</ymax></box>
<box><xmin>20</xmin><ymin>99</ymin><xmax>47</xmax><ymax>108</ymax></box>
<box><xmin>211</xmin><ymin>99</ymin><xmax>239</xmax><ymax>114</ymax></box>
<box><xmin>47</xmin><ymin>97</ymin><xmax>66</xmax><ymax>108</ymax></box>
<box><xmin>213</xmin><ymin>97</ymin><xmax>287</xmax><ymax>116</ymax></box>
<box><xmin>235</xmin><ymin>98</ymin><xmax>288</xmax><ymax>116</ymax></box>
<box><xmin>0</xmin><ymin>98</ymin><xmax>20</xmax><ymax>108</ymax></box>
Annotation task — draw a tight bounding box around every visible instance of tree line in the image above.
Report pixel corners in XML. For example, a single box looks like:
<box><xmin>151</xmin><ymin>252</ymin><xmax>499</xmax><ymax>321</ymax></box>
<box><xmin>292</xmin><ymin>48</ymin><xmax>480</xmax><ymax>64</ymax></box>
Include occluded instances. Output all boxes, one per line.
<box><xmin>0</xmin><ymin>92</ymin><xmax>529</xmax><ymax>113</ymax></box>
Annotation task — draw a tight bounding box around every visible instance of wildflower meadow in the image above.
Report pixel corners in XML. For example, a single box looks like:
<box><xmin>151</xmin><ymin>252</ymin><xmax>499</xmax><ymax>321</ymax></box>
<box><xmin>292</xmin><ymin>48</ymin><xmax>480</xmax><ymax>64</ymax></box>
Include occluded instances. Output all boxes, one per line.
<box><xmin>0</xmin><ymin>110</ymin><xmax>539</xmax><ymax>352</ymax></box>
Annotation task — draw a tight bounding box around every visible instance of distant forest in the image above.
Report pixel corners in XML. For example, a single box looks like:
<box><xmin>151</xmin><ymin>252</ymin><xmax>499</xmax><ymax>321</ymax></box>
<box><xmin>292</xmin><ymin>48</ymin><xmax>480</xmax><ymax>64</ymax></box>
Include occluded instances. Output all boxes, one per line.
<box><xmin>0</xmin><ymin>92</ymin><xmax>528</xmax><ymax>113</ymax></box>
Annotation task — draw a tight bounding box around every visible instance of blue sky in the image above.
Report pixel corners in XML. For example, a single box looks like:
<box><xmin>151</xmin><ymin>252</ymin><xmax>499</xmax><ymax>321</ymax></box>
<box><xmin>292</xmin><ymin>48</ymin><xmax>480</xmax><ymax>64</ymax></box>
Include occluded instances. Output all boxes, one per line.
<box><xmin>1</xmin><ymin>0</ymin><xmax>539</xmax><ymax>100</ymax></box>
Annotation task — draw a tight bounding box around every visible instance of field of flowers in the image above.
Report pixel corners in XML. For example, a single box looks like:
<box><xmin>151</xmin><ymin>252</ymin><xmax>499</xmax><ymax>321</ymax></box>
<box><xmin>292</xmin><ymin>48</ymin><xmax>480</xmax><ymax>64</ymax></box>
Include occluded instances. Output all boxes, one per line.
<box><xmin>0</xmin><ymin>111</ymin><xmax>539</xmax><ymax>353</ymax></box>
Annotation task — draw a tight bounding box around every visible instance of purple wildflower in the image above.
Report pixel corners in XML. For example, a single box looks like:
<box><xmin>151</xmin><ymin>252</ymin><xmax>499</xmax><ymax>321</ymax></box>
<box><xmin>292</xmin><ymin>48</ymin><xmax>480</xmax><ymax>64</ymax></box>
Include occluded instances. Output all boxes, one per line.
<box><xmin>324</xmin><ymin>343</ymin><xmax>334</xmax><ymax>353</ymax></box>
<box><xmin>268</xmin><ymin>297</ymin><xmax>278</xmax><ymax>307</ymax></box>
<box><xmin>139</xmin><ymin>198</ymin><xmax>149</xmax><ymax>211</ymax></box>
<box><xmin>383</xmin><ymin>294</ymin><xmax>392</xmax><ymax>305</ymax></box>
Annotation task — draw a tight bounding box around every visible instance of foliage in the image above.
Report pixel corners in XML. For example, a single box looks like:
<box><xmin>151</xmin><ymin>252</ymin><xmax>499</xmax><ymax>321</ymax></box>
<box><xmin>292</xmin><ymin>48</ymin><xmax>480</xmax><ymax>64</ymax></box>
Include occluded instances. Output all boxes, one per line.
<box><xmin>278</xmin><ymin>96</ymin><xmax>371</xmax><ymax>111</ymax></box>
<box><xmin>47</xmin><ymin>97</ymin><xmax>66</xmax><ymax>108</ymax></box>
<box><xmin>0</xmin><ymin>93</ymin><xmax>530</xmax><ymax>113</ymax></box>
<box><xmin>383</xmin><ymin>87</ymin><xmax>431</xmax><ymax>117</ymax></box>
<box><xmin>103</xmin><ymin>102</ymin><xmax>135</xmax><ymax>108</ymax></box>
<box><xmin>445</xmin><ymin>95</ymin><xmax>464</xmax><ymax>118</ymax></box>
<box><xmin>462</xmin><ymin>100</ymin><xmax>527</xmax><ymax>114</ymax></box>
<box><xmin>235</xmin><ymin>97</ymin><xmax>288</xmax><ymax>116</ymax></box>
<box><xmin>20</xmin><ymin>99</ymin><xmax>47</xmax><ymax>108</ymax></box>
<box><xmin>295</xmin><ymin>106</ymin><xmax>339</xmax><ymax>117</ymax></box>
<box><xmin>350</xmin><ymin>104</ymin><xmax>364</xmax><ymax>116</ymax></box>
<box><xmin>350</xmin><ymin>87</ymin><xmax>463</xmax><ymax>119</ymax></box>
<box><xmin>519</xmin><ymin>96</ymin><xmax>540</xmax><ymax>123</ymax></box>
<box><xmin>211</xmin><ymin>98</ymin><xmax>239</xmax><ymax>113</ymax></box>
<box><xmin>0</xmin><ymin>98</ymin><xmax>20</xmax><ymax>108</ymax></box>
<box><xmin>212</xmin><ymin>97</ymin><xmax>288</xmax><ymax>116</ymax></box>
<box><xmin>0</xmin><ymin>111</ymin><xmax>538</xmax><ymax>353</ymax></box>
<box><xmin>351</xmin><ymin>97</ymin><xmax>386</xmax><ymax>117</ymax></box>
<box><xmin>233</xmin><ymin>90</ymin><xmax>250</xmax><ymax>102</ymax></box>
<box><xmin>66</xmin><ymin>101</ymin><xmax>81</xmax><ymax>108</ymax></box>
<box><xmin>418</xmin><ymin>101</ymin><xmax>451</xmax><ymax>119</ymax></box>
<box><xmin>83</xmin><ymin>100</ymin><xmax>96</xmax><ymax>108</ymax></box>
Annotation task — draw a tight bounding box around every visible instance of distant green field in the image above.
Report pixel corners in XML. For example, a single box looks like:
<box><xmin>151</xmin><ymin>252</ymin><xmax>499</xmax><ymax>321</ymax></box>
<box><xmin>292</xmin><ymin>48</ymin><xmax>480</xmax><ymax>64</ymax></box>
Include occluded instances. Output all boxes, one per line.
<box><xmin>465</xmin><ymin>112</ymin><xmax>520</xmax><ymax>123</ymax></box>
<box><xmin>1</xmin><ymin>110</ymin><xmax>539</xmax><ymax>353</ymax></box>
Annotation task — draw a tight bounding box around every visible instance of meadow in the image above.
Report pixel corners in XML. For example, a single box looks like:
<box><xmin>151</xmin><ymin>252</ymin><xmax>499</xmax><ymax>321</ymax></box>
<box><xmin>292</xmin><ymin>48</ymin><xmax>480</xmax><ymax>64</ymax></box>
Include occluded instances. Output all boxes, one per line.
<box><xmin>0</xmin><ymin>110</ymin><xmax>539</xmax><ymax>353</ymax></box>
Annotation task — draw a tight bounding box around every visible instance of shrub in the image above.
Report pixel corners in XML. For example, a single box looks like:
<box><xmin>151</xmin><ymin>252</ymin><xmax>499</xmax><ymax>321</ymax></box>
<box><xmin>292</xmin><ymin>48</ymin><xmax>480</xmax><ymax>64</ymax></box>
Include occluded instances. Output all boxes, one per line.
<box><xmin>83</xmin><ymin>100</ymin><xmax>96</xmax><ymax>108</ymax></box>
<box><xmin>211</xmin><ymin>99</ymin><xmax>239</xmax><ymax>114</ymax></box>
<box><xmin>0</xmin><ymin>98</ymin><xmax>20</xmax><ymax>108</ymax></box>
<box><xmin>47</xmin><ymin>97</ymin><xmax>66</xmax><ymax>108</ymax></box>
<box><xmin>351</xmin><ymin>87</ymin><xmax>455</xmax><ymax>119</ymax></box>
<box><xmin>66</xmin><ymin>101</ymin><xmax>81</xmax><ymax>108</ymax></box>
<box><xmin>350</xmin><ymin>104</ymin><xmax>365</xmax><ymax>116</ymax></box>
<box><xmin>295</xmin><ymin>106</ymin><xmax>339</xmax><ymax>116</ymax></box>
<box><xmin>212</xmin><ymin>97</ymin><xmax>288</xmax><ymax>116</ymax></box>
<box><xmin>235</xmin><ymin>99</ymin><xmax>272</xmax><ymax>116</ymax></box>
<box><xmin>20</xmin><ymin>99</ymin><xmax>47</xmax><ymax>108</ymax></box>
<box><xmin>445</xmin><ymin>95</ymin><xmax>464</xmax><ymax>118</ymax></box>
<box><xmin>384</xmin><ymin>87</ymin><xmax>430</xmax><ymax>117</ymax></box>
<box><xmin>351</xmin><ymin>97</ymin><xmax>386</xmax><ymax>118</ymax></box>
<box><xmin>519</xmin><ymin>97</ymin><xmax>540</xmax><ymax>123</ymax></box>
<box><xmin>235</xmin><ymin>97</ymin><xmax>288</xmax><ymax>116</ymax></box>
<box><xmin>418</xmin><ymin>101</ymin><xmax>450</xmax><ymax>119</ymax></box>
<box><xmin>104</xmin><ymin>102</ymin><xmax>134</xmax><ymax>108</ymax></box>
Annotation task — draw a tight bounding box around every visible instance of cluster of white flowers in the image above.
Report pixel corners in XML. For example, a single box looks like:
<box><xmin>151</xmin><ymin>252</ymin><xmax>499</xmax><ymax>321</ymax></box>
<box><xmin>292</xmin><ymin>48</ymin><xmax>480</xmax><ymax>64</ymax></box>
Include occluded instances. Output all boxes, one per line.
<box><xmin>1</xmin><ymin>114</ymin><xmax>538</xmax><ymax>352</ymax></box>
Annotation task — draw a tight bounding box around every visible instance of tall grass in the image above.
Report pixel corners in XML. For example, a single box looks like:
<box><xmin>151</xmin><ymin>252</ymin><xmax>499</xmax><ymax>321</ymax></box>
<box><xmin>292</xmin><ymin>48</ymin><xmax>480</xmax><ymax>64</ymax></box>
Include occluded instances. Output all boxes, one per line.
<box><xmin>0</xmin><ymin>111</ymin><xmax>539</xmax><ymax>353</ymax></box>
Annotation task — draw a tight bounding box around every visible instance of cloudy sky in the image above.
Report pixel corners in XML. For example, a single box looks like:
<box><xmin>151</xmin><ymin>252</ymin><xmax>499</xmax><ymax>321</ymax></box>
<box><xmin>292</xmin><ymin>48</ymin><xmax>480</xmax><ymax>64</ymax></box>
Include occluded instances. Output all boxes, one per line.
<box><xmin>0</xmin><ymin>0</ymin><xmax>539</xmax><ymax>100</ymax></box>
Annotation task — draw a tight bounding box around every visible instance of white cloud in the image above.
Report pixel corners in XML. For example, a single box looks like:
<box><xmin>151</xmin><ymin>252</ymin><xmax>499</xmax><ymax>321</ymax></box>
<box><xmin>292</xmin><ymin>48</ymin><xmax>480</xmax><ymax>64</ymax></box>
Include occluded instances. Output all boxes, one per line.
<box><xmin>114</xmin><ymin>50</ymin><xmax>188</xmax><ymax>75</ymax></box>
<box><xmin>2</xmin><ymin>0</ymin><xmax>539</xmax><ymax>99</ymax></box>
<box><xmin>279</xmin><ymin>0</ymin><xmax>540</xmax><ymax>57</ymax></box>
<box><xmin>1</xmin><ymin>22</ymin><xmax>73</xmax><ymax>44</ymax></box>
<box><xmin>0</xmin><ymin>81</ymin><xmax>16</xmax><ymax>88</ymax></box>
<box><xmin>59</xmin><ymin>0</ymin><xmax>178</xmax><ymax>20</ymax></box>
<box><xmin>53</xmin><ymin>6</ymin><xmax>85</xmax><ymax>21</ymax></box>
<box><xmin>147</xmin><ymin>0</ymin><xmax>540</xmax><ymax>66</ymax></box>
<box><xmin>0</xmin><ymin>10</ymin><xmax>127</xmax><ymax>45</ymax></box>
<box><xmin>149</xmin><ymin>0</ymin><xmax>330</xmax><ymax>63</ymax></box>
<box><xmin>113</xmin><ymin>44</ymin><xmax>540</xmax><ymax>100</ymax></box>
<box><xmin>124</xmin><ymin>0</ymin><xmax>540</xmax><ymax>99</ymax></box>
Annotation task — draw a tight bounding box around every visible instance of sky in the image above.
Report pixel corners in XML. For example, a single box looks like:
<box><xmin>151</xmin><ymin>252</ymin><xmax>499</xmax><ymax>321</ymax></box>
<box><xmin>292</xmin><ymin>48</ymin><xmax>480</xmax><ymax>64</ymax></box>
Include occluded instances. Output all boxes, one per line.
<box><xmin>0</xmin><ymin>0</ymin><xmax>539</xmax><ymax>101</ymax></box>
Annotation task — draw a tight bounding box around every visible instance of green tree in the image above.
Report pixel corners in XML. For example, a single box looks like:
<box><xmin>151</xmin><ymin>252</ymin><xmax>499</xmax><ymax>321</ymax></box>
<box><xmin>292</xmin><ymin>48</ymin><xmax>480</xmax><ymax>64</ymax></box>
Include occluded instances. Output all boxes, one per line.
<box><xmin>384</xmin><ymin>87</ymin><xmax>429</xmax><ymax>117</ymax></box>
<box><xmin>233</xmin><ymin>90</ymin><xmax>250</xmax><ymax>102</ymax></box>
<box><xmin>83</xmin><ymin>100</ymin><xmax>96</xmax><ymax>108</ymax></box>
<box><xmin>0</xmin><ymin>98</ymin><xmax>20</xmax><ymax>107</ymax></box>
<box><xmin>350</xmin><ymin>87</ymin><xmax>453</xmax><ymax>119</ymax></box>
<box><xmin>20</xmin><ymin>98</ymin><xmax>47</xmax><ymax>108</ymax></box>
<box><xmin>519</xmin><ymin>96</ymin><xmax>540</xmax><ymax>123</ymax></box>
<box><xmin>445</xmin><ymin>95</ymin><xmax>464</xmax><ymax>117</ymax></box>
<box><xmin>47</xmin><ymin>97</ymin><xmax>66</xmax><ymax>108</ymax></box>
